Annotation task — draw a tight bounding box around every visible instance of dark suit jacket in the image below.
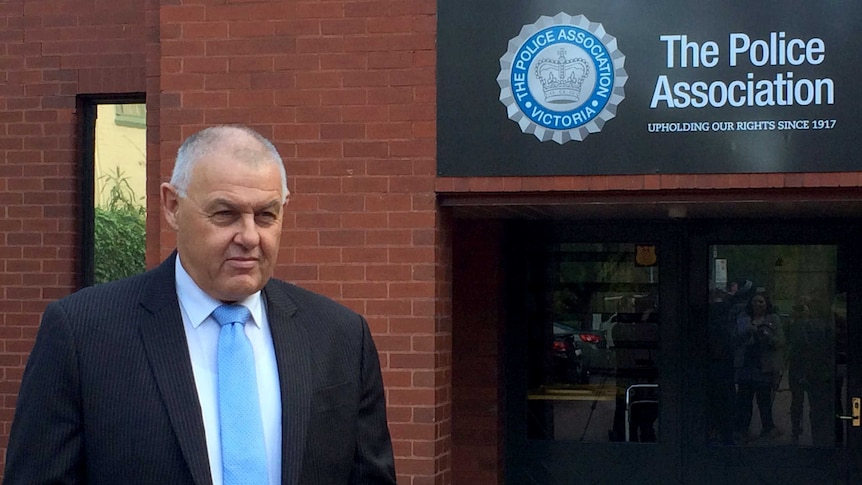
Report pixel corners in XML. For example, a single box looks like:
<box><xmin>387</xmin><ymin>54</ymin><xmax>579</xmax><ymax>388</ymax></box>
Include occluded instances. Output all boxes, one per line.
<box><xmin>4</xmin><ymin>253</ymin><xmax>396</xmax><ymax>485</ymax></box>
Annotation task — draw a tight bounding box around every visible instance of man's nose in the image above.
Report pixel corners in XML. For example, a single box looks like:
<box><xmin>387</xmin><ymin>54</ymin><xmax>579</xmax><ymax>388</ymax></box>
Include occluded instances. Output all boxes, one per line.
<box><xmin>234</xmin><ymin>214</ymin><xmax>260</xmax><ymax>247</ymax></box>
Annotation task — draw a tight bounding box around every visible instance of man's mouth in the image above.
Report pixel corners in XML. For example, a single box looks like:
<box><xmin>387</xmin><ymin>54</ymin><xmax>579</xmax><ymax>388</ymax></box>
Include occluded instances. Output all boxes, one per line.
<box><xmin>226</xmin><ymin>257</ymin><xmax>258</xmax><ymax>269</ymax></box>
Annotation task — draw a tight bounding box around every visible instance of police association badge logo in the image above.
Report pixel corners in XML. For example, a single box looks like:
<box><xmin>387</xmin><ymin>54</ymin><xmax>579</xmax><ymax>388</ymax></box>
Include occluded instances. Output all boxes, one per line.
<box><xmin>498</xmin><ymin>12</ymin><xmax>628</xmax><ymax>144</ymax></box>
<box><xmin>635</xmin><ymin>245</ymin><xmax>657</xmax><ymax>267</ymax></box>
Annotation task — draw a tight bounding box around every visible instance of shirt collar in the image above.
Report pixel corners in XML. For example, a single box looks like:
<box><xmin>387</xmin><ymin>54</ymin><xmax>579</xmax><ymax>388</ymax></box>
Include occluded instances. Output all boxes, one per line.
<box><xmin>175</xmin><ymin>255</ymin><xmax>264</xmax><ymax>329</ymax></box>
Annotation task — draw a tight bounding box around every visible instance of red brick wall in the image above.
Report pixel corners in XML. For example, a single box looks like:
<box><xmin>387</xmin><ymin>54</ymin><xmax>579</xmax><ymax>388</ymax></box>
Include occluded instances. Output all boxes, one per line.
<box><xmin>153</xmin><ymin>1</ymin><xmax>446</xmax><ymax>483</ymax></box>
<box><xmin>0</xmin><ymin>0</ymin><xmax>147</xmax><ymax>473</ymax></box>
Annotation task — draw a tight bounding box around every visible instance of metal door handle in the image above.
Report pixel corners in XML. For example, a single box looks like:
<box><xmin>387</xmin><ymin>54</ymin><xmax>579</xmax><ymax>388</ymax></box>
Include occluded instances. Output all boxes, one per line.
<box><xmin>837</xmin><ymin>397</ymin><xmax>861</xmax><ymax>427</ymax></box>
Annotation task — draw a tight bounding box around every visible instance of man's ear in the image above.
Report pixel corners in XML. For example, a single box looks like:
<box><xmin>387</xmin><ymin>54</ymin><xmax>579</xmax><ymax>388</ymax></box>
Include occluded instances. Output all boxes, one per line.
<box><xmin>160</xmin><ymin>183</ymin><xmax>181</xmax><ymax>230</ymax></box>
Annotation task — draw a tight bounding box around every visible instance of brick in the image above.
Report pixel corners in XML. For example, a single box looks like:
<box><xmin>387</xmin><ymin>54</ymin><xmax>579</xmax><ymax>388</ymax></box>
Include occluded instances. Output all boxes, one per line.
<box><xmin>228</xmin><ymin>20</ymin><xmax>277</xmax><ymax>39</ymax></box>
<box><xmin>342</xmin><ymin>247</ymin><xmax>388</xmax><ymax>263</ymax></box>
<box><xmin>295</xmin><ymin>1</ymin><xmax>344</xmax><ymax>19</ymax></box>
<box><xmin>320</xmin><ymin>52</ymin><xmax>367</xmax><ymax>70</ymax></box>
<box><xmin>228</xmin><ymin>89</ymin><xmax>274</xmax><ymax>107</ymax></box>
<box><xmin>366</xmin><ymin>264</ymin><xmax>411</xmax><ymax>282</ymax></box>
<box><xmin>317</xmin><ymin>159</ymin><xmax>367</xmax><ymax>176</ymax></box>
<box><xmin>295</xmin><ymin>36</ymin><xmax>346</xmax><ymax>54</ymax></box>
<box><xmin>161</xmin><ymin>39</ymin><xmax>206</xmax><ymax>57</ymax></box>
<box><xmin>160</xmin><ymin>5</ymin><xmax>206</xmax><ymax>22</ymax></box>
<box><xmin>182</xmin><ymin>92</ymin><xmax>228</xmax><ymax>108</ymax></box>
<box><xmin>204</xmin><ymin>73</ymin><xmax>251</xmax><ymax>89</ymax></box>
<box><xmin>366</xmin><ymin>229</ymin><xmax>411</xmax><ymax>246</ymax></box>
<box><xmin>318</xmin><ymin>194</ymin><xmax>365</xmax><ymax>212</ymax></box>
<box><xmin>367</xmin><ymin>87</ymin><xmax>412</xmax><ymax>106</ymax></box>
<box><xmin>343</xmin><ymin>105</ymin><xmax>388</xmax><ymax>122</ymax></box>
<box><xmin>182</xmin><ymin>22</ymin><xmax>228</xmax><ymax>39</ymax></box>
<box><xmin>207</xmin><ymin>4</ymin><xmax>294</xmax><ymax>22</ymax></box>
<box><xmin>342</xmin><ymin>282</ymin><xmax>387</xmax><ymax>299</ymax></box>
<box><xmin>366</xmin><ymin>299</ymin><xmax>412</xmax><ymax>317</ymax></box>
<box><xmin>341</xmin><ymin>176</ymin><xmax>387</xmax><ymax>193</ymax></box>
<box><xmin>229</xmin><ymin>56</ymin><xmax>274</xmax><ymax>72</ymax></box>
<box><xmin>320</xmin><ymin>123</ymin><xmax>365</xmax><ymax>140</ymax></box>
<box><xmin>319</xmin><ymin>265</ymin><xmax>365</xmax><ymax>282</ymax></box>
<box><xmin>368</xmin><ymin>16</ymin><xmax>413</xmax><ymax>34</ymax></box>
<box><xmin>320</xmin><ymin>88</ymin><xmax>367</xmax><ymax>106</ymax></box>
<box><xmin>343</xmin><ymin>70</ymin><xmax>389</xmax><ymax>87</ymax></box>
<box><xmin>295</xmin><ymin>70</ymin><xmax>344</xmax><ymax>90</ymax></box>
<box><xmin>297</xmin><ymin>141</ymin><xmax>343</xmax><ymax>158</ymax></box>
<box><xmin>319</xmin><ymin>229</ymin><xmax>365</xmax><ymax>247</ymax></box>
<box><xmin>295</xmin><ymin>106</ymin><xmax>342</xmax><ymax>123</ymax></box>
<box><xmin>320</xmin><ymin>18</ymin><xmax>366</xmax><ymax>35</ymax></box>
<box><xmin>343</xmin><ymin>141</ymin><xmax>388</xmax><ymax>158</ymax></box>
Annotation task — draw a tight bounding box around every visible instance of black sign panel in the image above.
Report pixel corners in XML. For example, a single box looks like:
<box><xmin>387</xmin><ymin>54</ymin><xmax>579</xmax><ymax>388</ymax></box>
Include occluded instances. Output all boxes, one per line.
<box><xmin>437</xmin><ymin>0</ymin><xmax>861</xmax><ymax>176</ymax></box>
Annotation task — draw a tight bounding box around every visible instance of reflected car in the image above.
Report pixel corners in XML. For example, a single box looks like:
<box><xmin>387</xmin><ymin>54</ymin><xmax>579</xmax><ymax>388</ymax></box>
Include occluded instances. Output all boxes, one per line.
<box><xmin>550</xmin><ymin>322</ymin><xmax>613</xmax><ymax>384</ymax></box>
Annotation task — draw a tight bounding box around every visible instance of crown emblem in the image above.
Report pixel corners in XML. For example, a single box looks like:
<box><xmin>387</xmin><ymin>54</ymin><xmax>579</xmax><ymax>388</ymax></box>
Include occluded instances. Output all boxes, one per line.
<box><xmin>535</xmin><ymin>48</ymin><xmax>590</xmax><ymax>104</ymax></box>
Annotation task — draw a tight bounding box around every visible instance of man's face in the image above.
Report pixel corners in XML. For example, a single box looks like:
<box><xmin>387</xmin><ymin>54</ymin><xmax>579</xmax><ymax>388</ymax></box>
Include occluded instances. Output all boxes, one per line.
<box><xmin>161</xmin><ymin>142</ymin><xmax>285</xmax><ymax>302</ymax></box>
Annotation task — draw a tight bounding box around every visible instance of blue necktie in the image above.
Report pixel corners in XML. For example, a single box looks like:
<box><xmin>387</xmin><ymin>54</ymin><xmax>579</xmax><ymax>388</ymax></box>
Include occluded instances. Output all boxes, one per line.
<box><xmin>212</xmin><ymin>304</ymin><xmax>268</xmax><ymax>485</ymax></box>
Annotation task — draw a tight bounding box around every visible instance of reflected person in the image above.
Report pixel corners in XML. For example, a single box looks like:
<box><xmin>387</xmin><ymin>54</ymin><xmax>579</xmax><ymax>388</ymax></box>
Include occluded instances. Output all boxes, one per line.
<box><xmin>706</xmin><ymin>280</ymin><xmax>752</xmax><ymax>444</ymax></box>
<box><xmin>733</xmin><ymin>291</ymin><xmax>783</xmax><ymax>442</ymax></box>
<box><xmin>786</xmin><ymin>296</ymin><xmax>835</xmax><ymax>445</ymax></box>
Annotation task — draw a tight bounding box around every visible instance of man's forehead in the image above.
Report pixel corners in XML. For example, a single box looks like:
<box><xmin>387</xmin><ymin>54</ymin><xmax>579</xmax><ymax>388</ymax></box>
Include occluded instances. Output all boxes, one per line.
<box><xmin>229</xmin><ymin>145</ymin><xmax>272</xmax><ymax>164</ymax></box>
<box><xmin>191</xmin><ymin>147</ymin><xmax>280</xmax><ymax>182</ymax></box>
<box><xmin>184</xmin><ymin>161</ymin><xmax>284</xmax><ymax>209</ymax></box>
<box><xmin>212</xmin><ymin>130</ymin><xmax>270</xmax><ymax>158</ymax></box>
<box><xmin>204</xmin><ymin>195</ymin><xmax>283</xmax><ymax>210</ymax></box>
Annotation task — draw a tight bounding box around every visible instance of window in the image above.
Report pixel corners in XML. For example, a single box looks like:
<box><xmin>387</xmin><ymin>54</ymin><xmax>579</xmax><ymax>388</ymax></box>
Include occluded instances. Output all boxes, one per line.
<box><xmin>114</xmin><ymin>103</ymin><xmax>146</xmax><ymax>128</ymax></box>
<box><xmin>526</xmin><ymin>242</ymin><xmax>660</xmax><ymax>443</ymax></box>
<box><xmin>79</xmin><ymin>96</ymin><xmax>147</xmax><ymax>286</ymax></box>
<box><xmin>706</xmin><ymin>244</ymin><xmax>844</xmax><ymax>447</ymax></box>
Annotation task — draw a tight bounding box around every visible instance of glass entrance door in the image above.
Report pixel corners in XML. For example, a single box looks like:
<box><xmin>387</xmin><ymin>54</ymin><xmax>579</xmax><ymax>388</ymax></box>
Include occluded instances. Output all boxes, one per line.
<box><xmin>685</xmin><ymin>224</ymin><xmax>862</xmax><ymax>484</ymax></box>
<box><xmin>504</xmin><ymin>220</ymin><xmax>862</xmax><ymax>484</ymax></box>
<box><xmin>525</xmin><ymin>241</ymin><xmax>661</xmax><ymax>443</ymax></box>
<box><xmin>705</xmin><ymin>244</ymin><xmax>842</xmax><ymax>447</ymax></box>
<box><xmin>505</xmin><ymin>223</ymin><xmax>683</xmax><ymax>484</ymax></box>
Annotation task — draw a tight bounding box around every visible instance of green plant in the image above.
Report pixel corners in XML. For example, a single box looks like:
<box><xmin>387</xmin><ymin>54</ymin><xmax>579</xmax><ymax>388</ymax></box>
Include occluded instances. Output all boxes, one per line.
<box><xmin>100</xmin><ymin>166</ymin><xmax>143</xmax><ymax>212</ymax></box>
<box><xmin>94</xmin><ymin>168</ymin><xmax>146</xmax><ymax>284</ymax></box>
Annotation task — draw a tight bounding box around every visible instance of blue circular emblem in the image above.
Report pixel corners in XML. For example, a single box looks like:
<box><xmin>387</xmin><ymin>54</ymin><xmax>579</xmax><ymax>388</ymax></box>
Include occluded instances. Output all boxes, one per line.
<box><xmin>512</xmin><ymin>26</ymin><xmax>614</xmax><ymax>130</ymax></box>
<box><xmin>498</xmin><ymin>13</ymin><xmax>627</xmax><ymax>144</ymax></box>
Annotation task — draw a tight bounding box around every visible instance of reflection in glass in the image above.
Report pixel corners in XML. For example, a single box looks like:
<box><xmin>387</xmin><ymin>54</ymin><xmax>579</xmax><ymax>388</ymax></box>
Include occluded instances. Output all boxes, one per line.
<box><xmin>527</xmin><ymin>243</ymin><xmax>659</xmax><ymax>443</ymax></box>
<box><xmin>93</xmin><ymin>103</ymin><xmax>147</xmax><ymax>284</ymax></box>
<box><xmin>707</xmin><ymin>245</ymin><xmax>845</xmax><ymax>447</ymax></box>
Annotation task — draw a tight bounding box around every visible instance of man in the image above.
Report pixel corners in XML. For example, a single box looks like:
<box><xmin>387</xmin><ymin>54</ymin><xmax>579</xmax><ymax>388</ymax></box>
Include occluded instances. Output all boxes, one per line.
<box><xmin>4</xmin><ymin>125</ymin><xmax>397</xmax><ymax>484</ymax></box>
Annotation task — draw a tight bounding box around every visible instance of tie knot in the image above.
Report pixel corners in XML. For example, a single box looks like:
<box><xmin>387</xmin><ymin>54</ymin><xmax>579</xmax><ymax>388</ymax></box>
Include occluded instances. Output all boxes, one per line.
<box><xmin>212</xmin><ymin>304</ymin><xmax>251</xmax><ymax>328</ymax></box>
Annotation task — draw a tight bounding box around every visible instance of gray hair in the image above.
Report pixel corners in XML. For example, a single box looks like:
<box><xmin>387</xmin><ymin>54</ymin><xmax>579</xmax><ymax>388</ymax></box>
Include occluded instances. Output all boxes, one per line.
<box><xmin>170</xmin><ymin>125</ymin><xmax>289</xmax><ymax>202</ymax></box>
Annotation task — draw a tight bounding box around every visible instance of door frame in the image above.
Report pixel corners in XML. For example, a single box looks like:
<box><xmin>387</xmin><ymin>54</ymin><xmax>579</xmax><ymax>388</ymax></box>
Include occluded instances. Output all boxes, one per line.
<box><xmin>504</xmin><ymin>221</ymin><xmax>685</xmax><ymax>484</ymax></box>
<box><xmin>503</xmin><ymin>218</ymin><xmax>862</xmax><ymax>484</ymax></box>
<box><xmin>683</xmin><ymin>220</ymin><xmax>862</xmax><ymax>485</ymax></box>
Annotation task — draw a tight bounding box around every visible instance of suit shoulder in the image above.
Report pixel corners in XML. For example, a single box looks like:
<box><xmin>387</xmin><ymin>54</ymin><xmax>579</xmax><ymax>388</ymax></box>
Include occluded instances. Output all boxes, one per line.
<box><xmin>49</xmin><ymin>270</ymin><xmax>155</xmax><ymax>317</ymax></box>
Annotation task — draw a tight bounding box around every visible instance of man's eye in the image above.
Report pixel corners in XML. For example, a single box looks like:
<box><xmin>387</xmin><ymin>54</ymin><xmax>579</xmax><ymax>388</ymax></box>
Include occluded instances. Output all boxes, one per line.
<box><xmin>211</xmin><ymin>211</ymin><xmax>237</xmax><ymax>223</ymax></box>
<box><xmin>255</xmin><ymin>212</ymin><xmax>277</xmax><ymax>224</ymax></box>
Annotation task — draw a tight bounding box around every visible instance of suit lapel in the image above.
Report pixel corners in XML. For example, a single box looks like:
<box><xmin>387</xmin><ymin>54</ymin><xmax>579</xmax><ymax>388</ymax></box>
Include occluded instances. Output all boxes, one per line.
<box><xmin>139</xmin><ymin>254</ymin><xmax>213</xmax><ymax>485</ymax></box>
<box><xmin>264</xmin><ymin>282</ymin><xmax>313</xmax><ymax>485</ymax></box>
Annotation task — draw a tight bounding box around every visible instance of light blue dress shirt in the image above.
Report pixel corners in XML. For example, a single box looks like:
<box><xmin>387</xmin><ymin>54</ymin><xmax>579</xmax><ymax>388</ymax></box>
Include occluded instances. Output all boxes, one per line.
<box><xmin>174</xmin><ymin>257</ymin><xmax>282</xmax><ymax>485</ymax></box>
